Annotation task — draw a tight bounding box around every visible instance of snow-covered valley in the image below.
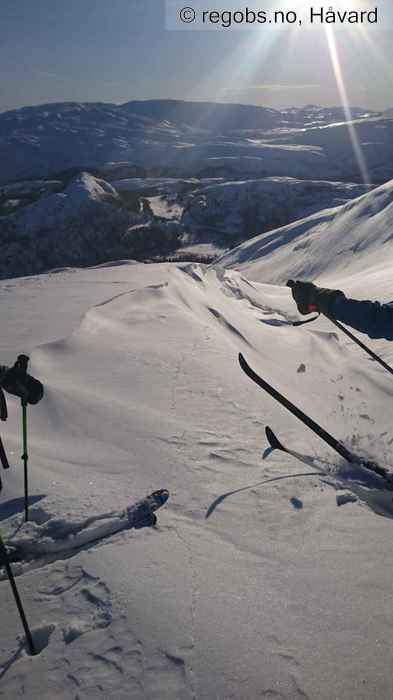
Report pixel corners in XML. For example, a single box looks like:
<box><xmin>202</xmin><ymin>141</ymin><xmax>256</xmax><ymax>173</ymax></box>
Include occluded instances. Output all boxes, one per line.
<box><xmin>1</xmin><ymin>100</ymin><xmax>393</xmax><ymax>280</ymax></box>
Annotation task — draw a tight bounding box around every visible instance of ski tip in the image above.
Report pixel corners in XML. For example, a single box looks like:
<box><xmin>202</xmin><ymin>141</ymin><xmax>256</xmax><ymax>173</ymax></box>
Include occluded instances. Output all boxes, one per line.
<box><xmin>265</xmin><ymin>426</ymin><xmax>285</xmax><ymax>452</ymax></box>
<box><xmin>151</xmin><ymin>489</ymin><xmax>169</xmax><ymax>508</ymax></box>
<box><xmin>205</xmin><ymin>493</ymin><xmax>227</xmax><ymax>519</ymax></box>
<box><xmin>238</xmin><ymin>352</ymin><xmax>246</xmax><ymax>368</ymax></box>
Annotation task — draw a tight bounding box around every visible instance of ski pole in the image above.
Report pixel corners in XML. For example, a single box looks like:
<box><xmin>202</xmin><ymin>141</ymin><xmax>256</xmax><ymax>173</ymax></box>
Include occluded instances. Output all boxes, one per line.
<box><xmin>324</xmin><ymin>315</ymin><xmax>393</xmax><ymax>377</ymax></box>
<box><xmin>0</xmin><ymin>534</ymin><xmax>36</xmax><ymax>655</ymax></box>
<box><xmin>21</xmin><ymin>399</ymin><xmax>29</xmax><ymax>522</ymax></box>
<box><xmin>287</xmin><ymin>281</ymin><xmax>393</xmax><ymax>377</ymax></box>
<box><xmin>12</xmin><ymin>355</ymin><xmax>31</xmax><ymax>522</ymax></box>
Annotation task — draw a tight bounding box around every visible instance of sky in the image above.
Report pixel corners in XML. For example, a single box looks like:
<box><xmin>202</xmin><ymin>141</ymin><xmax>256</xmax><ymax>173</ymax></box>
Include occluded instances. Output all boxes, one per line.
<box><xmin>1</xmin><ymin>0</ymin><xmax>393</xmax><ymax>113</ymax></box>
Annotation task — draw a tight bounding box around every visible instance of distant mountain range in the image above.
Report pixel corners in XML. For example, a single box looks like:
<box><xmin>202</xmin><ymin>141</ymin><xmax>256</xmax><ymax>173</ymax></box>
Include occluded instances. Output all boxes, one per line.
<box><xmin>1</xmin><ymin>99</ymin><xmax>393</xmax><ymax>280</ymax></box>
<box><xmin>1</xmin><ymin>99</ymin><xmax>392</xmax><ymax>185</ymax></box>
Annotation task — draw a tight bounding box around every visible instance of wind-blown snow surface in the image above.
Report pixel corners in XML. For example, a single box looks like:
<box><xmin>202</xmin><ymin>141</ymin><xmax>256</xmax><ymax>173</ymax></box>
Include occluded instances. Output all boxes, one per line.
<box><xmin>1</xmin><ymin>260</ymin><xmax>393</xmax><ymax>699</ymax></box>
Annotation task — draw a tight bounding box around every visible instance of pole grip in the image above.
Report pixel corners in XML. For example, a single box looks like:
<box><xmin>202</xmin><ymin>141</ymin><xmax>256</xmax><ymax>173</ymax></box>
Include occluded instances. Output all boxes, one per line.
<box><xmin>16</xmin><ymin>355</ymin><xmax>29</xmax><ymax>374</ymax></box>
<box><xmin>286</xmin><ymin>279</ymin><xmax>315</xmax><ymax>316</ymax></box>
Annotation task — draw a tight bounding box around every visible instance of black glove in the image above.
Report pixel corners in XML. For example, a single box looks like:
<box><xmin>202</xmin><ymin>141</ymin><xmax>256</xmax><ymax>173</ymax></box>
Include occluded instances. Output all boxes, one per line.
<box><xmin>287</xmin><ymin>280</ymin><xmax>345</xmax><ymax>316</ymax></box>
<box><xmin>0</xmin><ymin>355</ymin><xmax>44</xmax><ymax>405</ymax></box>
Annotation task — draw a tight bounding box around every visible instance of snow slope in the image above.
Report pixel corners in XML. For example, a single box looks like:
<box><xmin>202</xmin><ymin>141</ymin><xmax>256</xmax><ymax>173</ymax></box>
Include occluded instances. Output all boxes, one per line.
<box><xmin>1</xmin><ymin>256</ymin><xmax>393</xmax><ymax>699</ymax></box>
<box><xmin>217</xmin><ymin>179</ymin><xmax>393</xmax><ymax>288</ymax></box>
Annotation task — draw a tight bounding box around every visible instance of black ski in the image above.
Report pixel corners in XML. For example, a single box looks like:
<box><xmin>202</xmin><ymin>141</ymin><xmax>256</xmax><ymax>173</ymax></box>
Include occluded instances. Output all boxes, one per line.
<box><xmin>239</xmin><ymin>353</ymin><xmax>393</xmax><ymax>486</ymax></box>
<box><xmin>127</xmin><ymin>489</ymin><xmax>169</xmax><ymax>528</ymax></box>
<box><xmin>0</xmin><ymin>435</ymin><xmax>10</xmax><ymax>471</ymax></box>
<box><xmin>264</xmin><ymin>426</ymin><xmax>342</xmax><ymax>476</ymax></box>
<box><xmin>3</xmin><ymin>489</ymin><xmax>171</xmax><ymax>567</ymax></box>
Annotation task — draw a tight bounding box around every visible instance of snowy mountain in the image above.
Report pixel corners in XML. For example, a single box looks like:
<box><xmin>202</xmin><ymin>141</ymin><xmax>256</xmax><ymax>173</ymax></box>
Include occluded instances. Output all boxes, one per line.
<box><xmin>271</xmin><ymin>114</ymin><xmax>393</xmax><ymax>184</ymax></box>
<box><xmin>2</xmin><ymin>98</ymin><xmax>393</xmax><ymax>279</ymax></box>
<box><xmin>180</xmin><ymin>177</ymin><xmax>371</xmax><ymax>246</ymax></box>
<box><xmin>110</xmin><ymin>177</ymin><xmax>224</xmax><ymax>196</ymax></box>
<box><xmin>1</xmin><ymin>170</ymin><xmax>374</xmax><ymax>279</ymax></box>
<box><xmin>0</xmin><ymin>100</ymin><xmax>390</xmax><ymax>185</ymax></box>
<box><xmin>119</xmin><ymin>99</ymin><xmax>281</xmax><ymax>131</ymax></box>
<box><xmin>216</xmin><ymin>179</ymin><xmax>393</xmax><ymax>288</ymax></box>
<box><xmin>0</xmin><ymin>101</ymin><xmax>180</xmax><ymax>185</ymax></box>
<box><xmin>0</xmin><ymin>173</ymin><xmax>139</xmax><ymax>278</ymax></box>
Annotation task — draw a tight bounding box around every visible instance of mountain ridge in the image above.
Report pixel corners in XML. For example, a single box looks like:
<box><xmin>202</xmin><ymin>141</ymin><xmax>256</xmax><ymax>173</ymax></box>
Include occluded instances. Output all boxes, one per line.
<box><xmin>1</xmin><ymin>99</ymin><xmax>389</xmax><ymax>185</ymax></box>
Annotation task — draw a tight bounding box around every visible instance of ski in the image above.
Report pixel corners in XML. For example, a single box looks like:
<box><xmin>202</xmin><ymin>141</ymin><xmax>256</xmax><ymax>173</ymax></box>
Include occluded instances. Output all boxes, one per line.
<box><xmin>239</xmin><ymin>353</ymin><xmax>393</xmax><ymax>487</ymax></box>
<box><xmin>0</xmin><ymin>435</ymin><xmax>10</xmax><ymax>471</ymax></box>
<box><xmin>2</xmin><ymin>489</ymin><xmax>171</xmax><ymax>567</ymax></box>
<box><xmin>264</xmin><ymin>426</ymin><xmax>328</xmax><ymax>471</ymax></box>
<box><xmin>127</xmin><ymin>489</ymin><xmax>169</xmax><ymax>529</ymax></box>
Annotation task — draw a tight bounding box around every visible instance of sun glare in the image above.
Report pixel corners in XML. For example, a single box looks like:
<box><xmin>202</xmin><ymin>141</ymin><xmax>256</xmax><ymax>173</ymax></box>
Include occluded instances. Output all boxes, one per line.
<box><xmin>187</xmin><ymin>0</ymin><xmax>376</xmax><ymax>184</ymax></box>
<box><xmin>287</xmin><ymin>0</ymin><xmax>373</xmax><ymax>185</ymax></box>
<box><xmin>324</xmin><ymin>26</ymin><xmax>370</xmax><ymax>184</ymax></box>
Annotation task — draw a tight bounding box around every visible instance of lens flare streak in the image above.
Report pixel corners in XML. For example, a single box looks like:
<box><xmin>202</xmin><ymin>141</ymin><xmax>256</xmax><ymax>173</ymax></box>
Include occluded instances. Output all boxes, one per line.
<box><xmin>325</xmin><ymin>25</ymin><xmax>370</xmax><ymax>185</ymax></box>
